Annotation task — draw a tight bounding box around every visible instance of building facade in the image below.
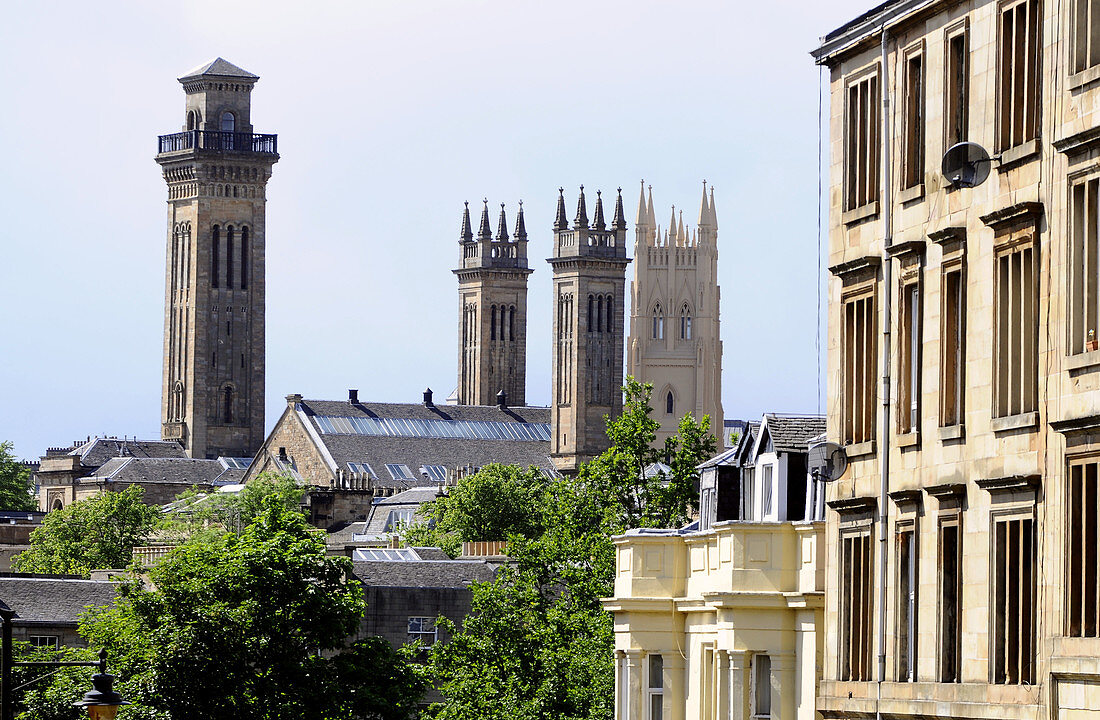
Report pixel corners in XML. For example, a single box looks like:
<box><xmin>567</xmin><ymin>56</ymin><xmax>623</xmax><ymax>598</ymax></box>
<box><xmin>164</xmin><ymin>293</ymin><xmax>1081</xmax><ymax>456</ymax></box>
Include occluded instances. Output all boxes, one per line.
<box><xmin>548</xmin><ymin>187</ymin><xmax>632</xmax><ymax>473</ymax></box>
<box><xmin>604</xmin><ymin>436</ymin><xmax>825</xmax><ymax>720</ymax></box>
<box><xmin>454</xmin><ymin>200</ymin><xmax>533</xmax><ymax>406</ymax></box>
<box><xmin>628</xmin><ymin>183</ymin><xmax>724</xmax><ymax>446</ymax></box>
<box><xmin>155</xmin><ymin>58</ymin><xmax>278</xmax><ymax>459</ymax></box>
<box><xmin>814</xmin><ymin>1</ymin><xmax>1100</xmax><ymax>718</ymax></box>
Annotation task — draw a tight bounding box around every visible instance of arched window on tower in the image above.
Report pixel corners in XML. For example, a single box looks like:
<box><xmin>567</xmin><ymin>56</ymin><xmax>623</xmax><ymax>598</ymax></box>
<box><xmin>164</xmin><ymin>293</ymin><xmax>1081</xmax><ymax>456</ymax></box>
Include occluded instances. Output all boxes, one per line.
<box><xmin>187</xmin><ymin>110</ymin><xmax>197</xmax><ymax>131</ymax></box>
<box><xmin>587</xmin><ymin>295</ymin><xmax>594</xmax><ymax>332</ymax></box>
<box><xmin>172</xmin><ymin>382</ymin><xmax>185</xmax><ymax>421</ymax></box>
<box><xmin>509</xmin><ymin>306</ymin><xmax>515</xmax><ymax>341</ymax></box>
<box><xmin>500</xmin><ymin>304</ymin><xmax>506</xmax><ymax>342</ymax></box>
<box><xmin>680</xmin><ymin>305</ymin><xmax>692</xmax><ymax>340</ymax></box>
<box><xmin>606</xmin><ymin>296</ymin><xmax>614</xmax><ymax>333</ymax></box>
<box><xmin>652</xmin><ymin>303</ymin><xmax>664</xmax><ymax>340</ymax></box>
<box><xmin>597</xmin><ymin>296</ymin><xmax>604</xmax><ymax>333</ymax></box>
<box><xmin>211</xmin><ymin>226</ymin><xmax>220</xmax><ymax>288</ymax></box>
<box><xmin>240</xmin><ymin>226</ymin><xmax>248</xmax><ymax>289</ymax></box>
<box><xmin>220</xmin><ymin>111</ymin><xmax>235</xmax><ymax>132</ymax></box>
<box><xmin>225</xmin><ymin>226</ymin><xmax>234</xmax><ymax>289</ymax></box>
<box><xmin>223</xmin><ymin>385</ymin><xmax>234</xmax><ymax>424</ymax></box>
<box><xmin>491</xmin><ymin>306</ymin><xmax>497</xmax><ymax>341</ymax></box>
<box><xmin>666</xmin><ymin>391</ymin><xmax>674</xmax><ymax>415</ymax></box>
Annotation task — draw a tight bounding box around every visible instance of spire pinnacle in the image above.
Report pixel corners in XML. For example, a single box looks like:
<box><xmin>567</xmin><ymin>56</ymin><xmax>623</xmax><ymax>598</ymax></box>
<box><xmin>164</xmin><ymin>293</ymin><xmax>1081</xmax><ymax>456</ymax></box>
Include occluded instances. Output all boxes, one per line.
<box><xmin>554</xmin><ymin>187</ymin><xmax>569</xmax><ymax>231</ymax></box>
<box><xmin>460</xmin><ymin>201</ymin><xmax>473</xmax><ymax>242</ymax></box>
<box><xmin>698</xmin><ymin>180</ymin><xmax>712</xmax><ymax>228</ymax></box>
<box><xmin>592</xmin><ymin>190</ymin><xmax>606</xmax><ymax>230</ymax></box>
<box><xmin>647</xmin><ymin>184</ymin><xmax>656</xmax><ymax>227</ymax></box>
<box><xmin>635</xmin><ymin>180</ymin><xmax>648</xmax><ymax>227</ymax></box>
<box><xmin>514</xmin><ymin>200</ymin><xmax>527</xmax><ymax>240</ymax></box>
<box><xmin>709</xmin><ymin>185</ymin><xmax>718</xmax><ymax>230</ymax></box>
<box><xmin>496</xmin><ymin>203</ymin><xmax>509</xmax><ymax>241</ymax></box>
<box><xmin>573</xmin><ymin>185</ymin><xmax>589</xmax><ymax>229</ymax></box>
<box><xmin>478</xmin><ymin>199</ymin><xmax>492</xmax><ymax>240</ymax></box>
<box><xmin>668</xmin><ymin>205</ymin><xmax>677</xmax><ymax>241</ymax></box>
<box><xmin>611</xmin><ymin>187</ymin><xmax>627</xmax><ymax>230</ymax></box>
<box><xmin>678</xmin><ymin>210</ymin><xmax>685</xmax><ymax>246</ymax></box>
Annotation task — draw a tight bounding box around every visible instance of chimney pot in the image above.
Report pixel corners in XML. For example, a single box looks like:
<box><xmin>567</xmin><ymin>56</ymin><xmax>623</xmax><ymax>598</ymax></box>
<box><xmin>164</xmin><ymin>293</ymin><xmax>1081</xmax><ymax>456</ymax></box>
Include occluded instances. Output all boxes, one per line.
<box><xmin>423</xmin><ymin>388</ymin><xmax>434</xmax><ymax>407</ymax></box>
<box><xmin>349</xmin><ymin>389</ymin><xmax>359</xmax><ymax>404</ymax></box>
<box><xmin>497</xmin><ymin>389</ymin><xmax>507</xmax><ymax>410</ymax></box>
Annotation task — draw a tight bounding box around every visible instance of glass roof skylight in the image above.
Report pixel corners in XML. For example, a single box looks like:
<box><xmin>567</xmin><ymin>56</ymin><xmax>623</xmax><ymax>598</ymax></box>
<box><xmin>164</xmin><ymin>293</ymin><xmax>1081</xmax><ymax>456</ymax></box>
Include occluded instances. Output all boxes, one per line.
<box><xmin>353</xmin><ymin>547</ymin><xmax>421</xmax><ymax>562</ymax></box>
<box><xmin>385</xmin><ymin>463</ymin><xmax>415</xmax><ymax>481</ymax></box>
<box><xmin>313</xmin><ymin>415</ymin><xmax>551</xmax><ymax>441</ymax></box>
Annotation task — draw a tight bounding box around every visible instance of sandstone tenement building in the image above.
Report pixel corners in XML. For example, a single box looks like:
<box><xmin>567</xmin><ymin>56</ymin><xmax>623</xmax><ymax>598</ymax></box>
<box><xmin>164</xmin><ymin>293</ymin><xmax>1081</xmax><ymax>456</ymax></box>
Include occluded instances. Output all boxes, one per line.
<box><xmin>548</xmin><ymin>187</ymin><xmax>632</xmax><ymax>473</ymax></box>
<box><xmin>454</xmin><ymin>200</ymin><xmax>533</xmax><ymax>407</ymax></box>
<box><xmin>813</xmin><ymin>1</ymin><xmax>1100</xmax><ymax>718</ymax></box>
<box><xmin>155</xmin><ymin>58</ymin><xmax>278</xmax><ymax>460</ymax></box>
<box><xmin>627</xmin><ymin>182</ymin><xmax>724</xmax><ymax>446</ymax></box>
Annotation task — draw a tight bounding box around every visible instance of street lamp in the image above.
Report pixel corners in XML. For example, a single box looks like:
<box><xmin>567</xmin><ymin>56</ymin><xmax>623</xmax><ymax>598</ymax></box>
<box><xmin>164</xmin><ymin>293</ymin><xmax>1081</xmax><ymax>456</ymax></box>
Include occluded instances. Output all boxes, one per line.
<box><xmin>0</xmin><ymin>601</ymin><xmax>129</xmax><ymax>720</ymax></box>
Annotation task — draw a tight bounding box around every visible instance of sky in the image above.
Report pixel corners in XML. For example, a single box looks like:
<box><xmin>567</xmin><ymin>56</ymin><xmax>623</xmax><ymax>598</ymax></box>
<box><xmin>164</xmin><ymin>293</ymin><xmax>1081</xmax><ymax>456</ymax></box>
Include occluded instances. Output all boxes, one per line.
<box><xmin>0</xmin><ymin>0</ymin><xmax>872</xmax><ymax>461</ymax></box>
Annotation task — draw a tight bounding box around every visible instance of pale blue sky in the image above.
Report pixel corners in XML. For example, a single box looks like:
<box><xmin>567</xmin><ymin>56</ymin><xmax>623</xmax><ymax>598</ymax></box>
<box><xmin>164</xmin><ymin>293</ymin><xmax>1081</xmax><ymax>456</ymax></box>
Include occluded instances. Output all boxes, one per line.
<box><xmin>0</xmin><ymin>0</ymin><xmax>870</xmax><ymax>460</ymax></box>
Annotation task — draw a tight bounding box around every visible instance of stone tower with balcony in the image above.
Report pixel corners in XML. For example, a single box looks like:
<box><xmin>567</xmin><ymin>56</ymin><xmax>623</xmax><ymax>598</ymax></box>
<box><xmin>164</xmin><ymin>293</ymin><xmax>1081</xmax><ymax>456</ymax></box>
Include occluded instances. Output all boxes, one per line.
<box><xmin>627</xmin><ymin>182</ymin><xmax>724</xmax><ymax>446</ymax></box>
<box><xmin>454</xmin><ymin>200</ymin><xmax>533</xmax><ymax>407</ymax></box>
<box><xmin>548</xmin><ymin>187</ymin><xmax>631</xmax><ymax>473</ymax></box>
<box><xmin>155</xmin><ymin>58</ymin><xmax>279</xmax><ymax>459</ymax></box>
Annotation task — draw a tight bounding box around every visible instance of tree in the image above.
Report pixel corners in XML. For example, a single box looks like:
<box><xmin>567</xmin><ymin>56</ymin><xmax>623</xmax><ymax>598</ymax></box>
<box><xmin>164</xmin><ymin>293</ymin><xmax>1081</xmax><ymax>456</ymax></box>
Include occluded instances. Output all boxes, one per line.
<box><xmin>0</xmin><ymin>441</ymin><xmax>36</xmax><ymax>512</ymax></box>
<box><xmin>405</xmin><ymin>464</ymin><xmax>549</xmax><ymax>557</ymax></box>
<box><xmin>428</xmin><ymin>380</ymin><xmax>715</xmax><ymax>720</ymax></box>
<box><xmin>75</xmin><ymin>497</ymin><xmax>426</xmax><ymax>720</ymax></box>
<box><xmin>159</xmin><ymin>472</ymin><xmax>306</xmax><ymax>541</ymax></box>
<box><xmin>13</xmin><ymin>485</ymin><xmax>159</xmax><ymax>577</ymax></box>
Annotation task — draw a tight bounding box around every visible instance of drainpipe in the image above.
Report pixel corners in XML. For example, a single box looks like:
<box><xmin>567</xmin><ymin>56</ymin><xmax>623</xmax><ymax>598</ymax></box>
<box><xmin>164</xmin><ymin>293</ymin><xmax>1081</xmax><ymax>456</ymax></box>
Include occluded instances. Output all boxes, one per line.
<box><xmin>876</xmin><ymin>24</ymin><xmax>893</xmax><ymax>720</ymax></box>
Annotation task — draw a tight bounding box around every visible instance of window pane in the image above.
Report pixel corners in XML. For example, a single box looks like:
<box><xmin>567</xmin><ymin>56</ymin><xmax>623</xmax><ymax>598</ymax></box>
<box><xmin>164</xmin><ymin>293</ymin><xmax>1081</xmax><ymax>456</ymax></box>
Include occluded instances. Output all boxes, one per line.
<box><xmin>755</xmin><ymin>654</ymin><xmax>772</xmax><ymax>716</ymax></box>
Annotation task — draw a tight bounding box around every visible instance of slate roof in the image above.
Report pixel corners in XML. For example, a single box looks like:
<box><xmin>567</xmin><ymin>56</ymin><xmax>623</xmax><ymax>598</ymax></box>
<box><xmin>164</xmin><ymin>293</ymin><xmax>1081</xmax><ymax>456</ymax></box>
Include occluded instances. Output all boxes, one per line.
<box><xmin>179</xmin><ymin>57</ymin><xmax>259</xmax><ymax>81</ymax></box>
<box><xmin>292</xmin><ymin>399</ymin><xmax>554</xmax><ymax>488</ymax></box>
<box><xmin>764</xmin><ymin>414</ymin><xmax>827</xmax><ymax>453</ymax></box>
<box><xmin>351</xmin><ymin>560</ymin><xmax>496</xmax><ymax>589</ymax></box>
<box><xmin>71</xmin><ymin>438</ymin><xmax>186</xmax><ymax>469</ymax></box>
<box><xmin>84</xmin><ymin>457</ymin><xmax>243</xmax><ymax>486</ymax></box>
<box><xmin>0</xmin><ymin>576</ymin><xmax>117</xmax><ymax>626</ymax></box>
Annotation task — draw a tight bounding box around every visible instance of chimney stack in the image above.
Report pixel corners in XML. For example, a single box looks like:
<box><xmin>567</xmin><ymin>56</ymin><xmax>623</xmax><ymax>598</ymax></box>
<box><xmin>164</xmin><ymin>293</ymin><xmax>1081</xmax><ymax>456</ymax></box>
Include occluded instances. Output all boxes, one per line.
<box><xmin>423</xmin><ymin>388</ymin><xmax>434</xmax><ymax>407</ymax></box>
<box><xmin>348</xmin><ymin>389</ymin><xmax>359</xmax><ymax>404</ymax></box>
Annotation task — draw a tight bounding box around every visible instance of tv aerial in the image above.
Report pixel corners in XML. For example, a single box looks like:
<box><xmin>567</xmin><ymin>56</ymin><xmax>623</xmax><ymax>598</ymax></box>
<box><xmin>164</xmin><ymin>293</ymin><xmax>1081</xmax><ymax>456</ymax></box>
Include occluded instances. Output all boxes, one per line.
<box><xmin>941</xmin><ymin>142</ymin><xmax>997</xmax><ymax>189</ymax></box>
<box><xmin>808</xmin><ymin>441</ymin><xmax>849</xmax><ymax>483</ymax></box>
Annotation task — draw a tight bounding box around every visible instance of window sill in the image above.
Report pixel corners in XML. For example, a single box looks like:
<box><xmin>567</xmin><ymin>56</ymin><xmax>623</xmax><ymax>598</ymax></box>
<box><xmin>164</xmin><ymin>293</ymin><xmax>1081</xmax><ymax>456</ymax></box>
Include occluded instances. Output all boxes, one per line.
<box><xmin>1066</xmin><ymin>349</ymin><xmax>1100</xmax><ymax>371</ymax></box>
<box><xmin>895</xmin><ymin>430</ymin><xmax>920</xmax><ymax>448</ymax></box>
<box><xmin>991</xmin><ymin>411</ymin><xmax>1038</xmax><ymax>433</ymax></box>
<box><xmin>938</xmin><ymin>424</ymin><xmax>965</xmax><ymax>441</ymax></box>
<box><xmin>845</xmin><ymin>440</ymin><xmax>876</xmax><ymax>458</ymax></box>
<box><xmin>842</xmin><ymin>201</ymin><xmax>879</xmax><ymax>226</ymax></box>
<box><xmin>998</xmin><ymin>139</ymin><xmax>1040</xmax><ymax>170</ymax></box>
<box><xmin>1069</xmin><ymin>64</ymin><xmax>1100</xmax><ymax>91</ymax></box>
<box><xmin>897</xmin><ymin>183</ymin><xmax>924</xmax><ymax>204</ymax></box>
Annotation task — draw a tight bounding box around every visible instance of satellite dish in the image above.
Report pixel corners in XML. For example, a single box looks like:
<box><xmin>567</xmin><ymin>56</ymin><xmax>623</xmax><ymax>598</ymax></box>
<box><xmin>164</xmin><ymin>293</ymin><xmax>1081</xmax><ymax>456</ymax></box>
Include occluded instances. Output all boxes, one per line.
<box><xmin>808</xmin><ymin>441</ymin><xmax>848</xmax><ymax>482</ymax></box>
<box><xmin>941</xmin><ymin>142</ymin><xmax>994</xmax><ymax>189</ymax></box>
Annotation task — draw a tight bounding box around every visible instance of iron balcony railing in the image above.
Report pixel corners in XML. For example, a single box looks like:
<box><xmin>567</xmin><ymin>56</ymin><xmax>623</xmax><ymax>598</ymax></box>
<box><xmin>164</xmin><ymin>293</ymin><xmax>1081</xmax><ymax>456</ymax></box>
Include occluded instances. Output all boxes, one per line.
<box><xmin>157</xmin><ymin>130</ymin><xmax>278</xmax><ymax>155</ymax></box>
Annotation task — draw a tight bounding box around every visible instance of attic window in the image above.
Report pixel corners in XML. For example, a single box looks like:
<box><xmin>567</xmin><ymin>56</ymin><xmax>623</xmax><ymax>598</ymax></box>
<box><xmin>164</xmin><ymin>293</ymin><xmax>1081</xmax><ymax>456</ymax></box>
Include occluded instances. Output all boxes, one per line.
<box><xmin>347</xmin><ymin>462</ymin><xmax>374</xmax><ymax>476</ymax></box>
<box><xmin>385</xmin><ymin>463</ymin><xmax>415</xmax><ymax>481</ymax></box>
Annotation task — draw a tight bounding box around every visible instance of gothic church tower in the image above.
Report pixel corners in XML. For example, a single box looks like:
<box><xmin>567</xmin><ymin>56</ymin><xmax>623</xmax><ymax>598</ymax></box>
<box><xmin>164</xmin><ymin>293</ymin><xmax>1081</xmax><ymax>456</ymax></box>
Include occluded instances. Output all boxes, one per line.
<box><xmin>549</xmin><ymin>187</ymin><xmax>631</xmax><ymax>473</ymax></box>
<box><xmin>455</xmin><ymin>200</ymin><xmax>532</xmax><ymax>406</ymax></box>
<box><xmin>627</xmin><ymin>182</ymin><xmax>723</xmax><ymax>445</ymax></box>
<box><xmin>155</xmin><ymin>59</ymin><xmax>278</xmax><ymax>459</ymax></box>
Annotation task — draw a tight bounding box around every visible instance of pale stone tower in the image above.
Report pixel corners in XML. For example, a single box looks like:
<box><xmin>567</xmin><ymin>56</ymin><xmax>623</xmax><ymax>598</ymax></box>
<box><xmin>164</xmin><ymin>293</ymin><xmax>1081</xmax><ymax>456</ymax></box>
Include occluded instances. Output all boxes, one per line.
<box><xmin>155</xmin><ymin>58</ymin><xmax>278</xmax><ymax>459</ymax></box>
<box><xmin>627</xmin><ymin>182</ymin><xmax>724</xmax><ymax>445</ymax></box>
<box><xmin>548</xmin><ymin>187</ymin><xmax>631</xmax><ymax>473</ymax></box>
<box><xmin>454</xmin><ymin>200</ymin><xmax>533</xmax><ymax>406</ymax></box>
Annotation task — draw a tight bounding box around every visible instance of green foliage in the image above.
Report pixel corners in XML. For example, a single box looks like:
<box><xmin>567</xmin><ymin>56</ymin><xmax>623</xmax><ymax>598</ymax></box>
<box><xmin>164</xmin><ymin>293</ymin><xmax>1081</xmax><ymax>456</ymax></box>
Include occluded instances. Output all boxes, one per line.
<box><xmin>159</xmin><ymin>473</ymin><xmax>306</xmax><ymax>541</ymax></box>
<box><xmin>428</xmin><ymin>379</ymin><xmax>715</xmax><ymax>720</ymax></box>
<box><xmin>11</xmin><ymin>642</ymin><xmax>98</xmax><ymax>720</ymax></box>
<box><xmin>13</xmin><ymin>485</ymin><xmax>159</xmax><ymax>577</ymax></box>
<box><xmin>405</xmin><ymin>464</ymin><xmax>549</xmax><ymax>557</ymax></box>
<box><xmin>0</xmin><ymin>441</ymin><xmax>36</xmax><ymax>512</ymax></box>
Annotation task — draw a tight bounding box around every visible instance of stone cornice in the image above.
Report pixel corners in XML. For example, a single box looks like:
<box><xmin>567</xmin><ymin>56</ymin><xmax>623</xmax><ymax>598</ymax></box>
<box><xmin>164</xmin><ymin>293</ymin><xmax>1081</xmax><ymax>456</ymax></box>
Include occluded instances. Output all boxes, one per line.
<box><xmin>928</xmin><ymin>226</ymin><xmax>966</xmax><ymax>246</ymax></box>
<box><xmin>826</xmin><ymin>495</ymin><xmax>876</xmax><ymax>513</ymax></box>
<box><xmin>1050</xmin><ymin>413</ymin><xmax>1100</xmax><ymax>434</ymax></box>
<box><xmin>923</xmin><ymin>482</ymin><xmax>967</xmax><ymax>499</ymax></box>
<box><xmin>888</xmin><ymin>489</ymin><xmax>923</xmax><ymax>507</ymax></box>
<box><xmin>975</xmin><ymin>474</ymin><xmax>1041</xmax><ymax>494</ymax></box>
<box><xmin>886</xmin><ymin>239</ymin><xmax>926</xmax><ymax>259</ymax></box>
<box><xmin>828</xmin><ymin>255</ymin><xmax>882</xmax><ymax>278</ymax></box>
<box><xmin>1054</xmin><ymin>126</ymin><xmax>1100</xmax><ymax>156</ymax></box>
<box><xmin>979</xmin><ymin>202</ymin><xmax>1044</xmax><ymax>230</ymax></box>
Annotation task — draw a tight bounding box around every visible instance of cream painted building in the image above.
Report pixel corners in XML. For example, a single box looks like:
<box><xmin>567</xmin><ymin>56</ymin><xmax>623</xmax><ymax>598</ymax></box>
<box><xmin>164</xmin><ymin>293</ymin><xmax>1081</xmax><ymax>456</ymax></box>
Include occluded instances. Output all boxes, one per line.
<box><xmin>813</xmin><ymin>0</ymin><xmax>1100</xmax><ymax>718</ymax></box>
<box><xmin>604</xmin><ymin>418</ymin><xmax>825</xmax><ymax>720</ymax></box>
<box><xmin>627</xmin><ymin>183</ymin><xmax>723</xmax><ymax>446</ymax></box>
